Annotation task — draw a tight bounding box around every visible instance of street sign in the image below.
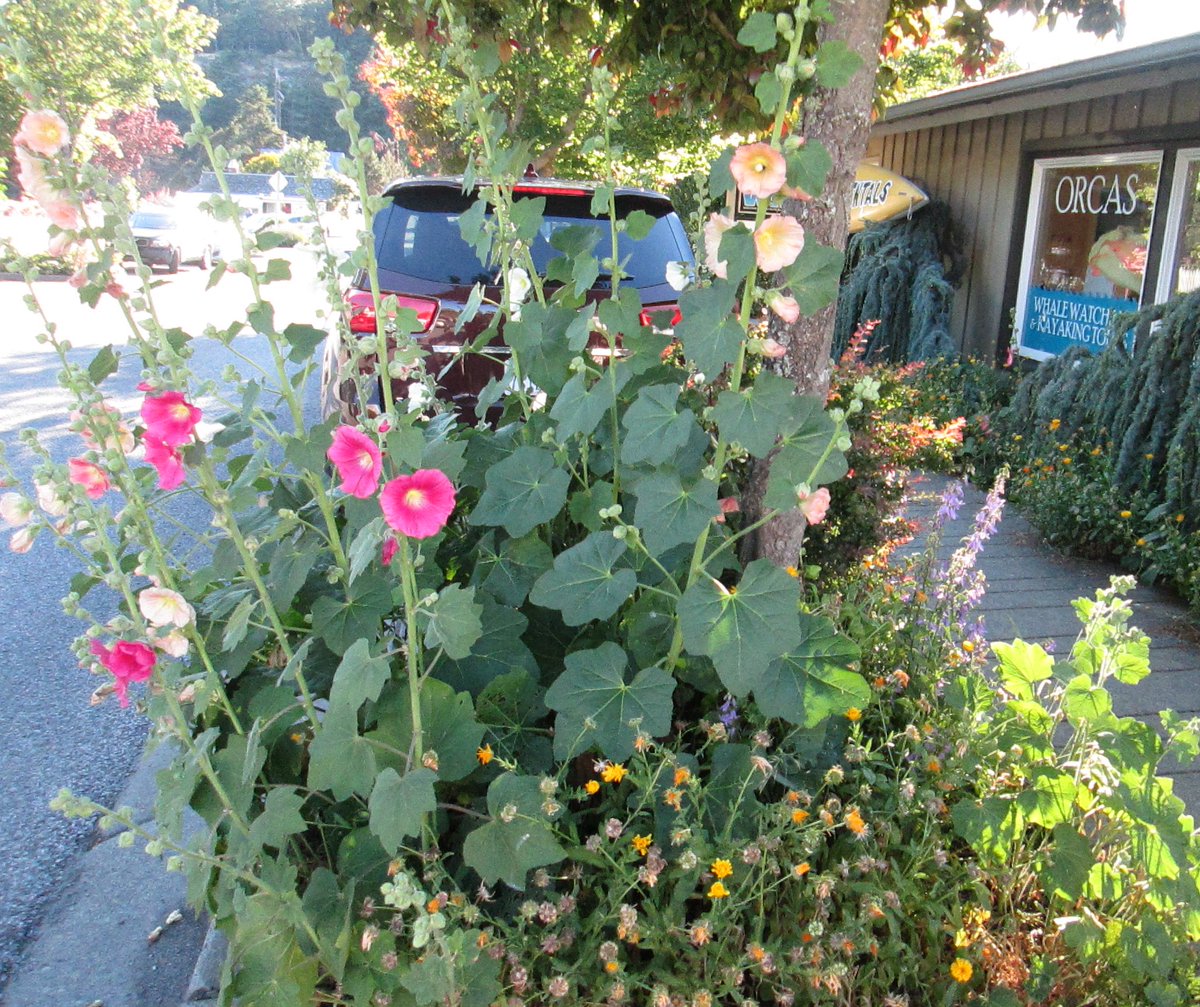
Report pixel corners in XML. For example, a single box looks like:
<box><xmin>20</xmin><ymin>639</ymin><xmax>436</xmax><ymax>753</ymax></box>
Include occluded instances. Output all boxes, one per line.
<box><xmin>268</xmin><ymin>171</ymin><xmax>288</xmax><ymax>194</ymax></box>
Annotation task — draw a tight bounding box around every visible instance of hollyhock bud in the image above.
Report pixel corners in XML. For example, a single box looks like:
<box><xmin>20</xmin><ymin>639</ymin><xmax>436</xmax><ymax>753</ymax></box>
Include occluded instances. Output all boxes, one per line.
<box><xmin>766</xmin><ymin>291</ymin><xmax>800</xmax><ymax>324</ymax></box>
<box><xmin>0</xmin><ymin>492</ymin><xmax>33</xmax><ymax>527</ymax></box>
<box><xmin>380</xmin><ymin>470</ymin><xmax>456</xmax><ymax>539</ymax></box>
<box><xmin>381</xmin><ymin>536</ymin><xmax>399</xmax><ymax>566</ymax></box>
<box><xmin>797</xmin><ymin>486</ymin><xmax>831</xmax><ymax>525</ymax></box>
<box><xmin>138</xmin><ymin>586</ymin><xmax>195</xmax><ymax>628</ymax></box>
<box><xmin>760</xmin><ymin>337</ymin><xmax>788</xmax><ymax>359</ymax></box>
<box><xmin>15</xmin><ymin>110</ymin><xmax>70</xmax><ymax>156</ymax></box>
<box><xmin>326</xmin><ymin>426</ymin><xmax>382</xmax><ymax>498</ymax></box>
<box><xmin>153</xmin><ymin>631</ymin><xmax>190</xmax><ymax>659</ymax></box>
<box><xmin>9</xmin><ymin>527</ymin><xmax>35</xmax><ymax>554</ymax></box>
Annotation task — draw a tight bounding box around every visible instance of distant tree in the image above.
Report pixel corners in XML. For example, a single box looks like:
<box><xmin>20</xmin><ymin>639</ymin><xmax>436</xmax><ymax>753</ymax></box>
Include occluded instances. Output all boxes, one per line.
<box><xmin>91</xmin><ymin>107</ymin><xmax>185</xmax><ymax>190</ymax></box>
<box><xmin>279</xmin><ymin>137</ymin><xmax>329</xmax><ymax>178</ymax></box>
<box><xmin>244</xmin><ymin>152</ymin><xmax>283</xmax><ymax>173</ymax></box>
<box><xmin>884</xmin><ymin>29</ymin><xmax>1022</xmax><ymax>102</ymax></box>
<box><xmin>215</xmin><ymin>84</ymin><xmax>286</xmax><ymax>159</ymax></box>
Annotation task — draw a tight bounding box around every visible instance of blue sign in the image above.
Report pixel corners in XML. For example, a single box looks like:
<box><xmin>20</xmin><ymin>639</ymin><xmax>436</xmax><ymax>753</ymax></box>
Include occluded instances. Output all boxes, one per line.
<box><xmin>1021</xmin><ymin>288</ymin><xmax>1136</xmax><ymax>357</ymax></box>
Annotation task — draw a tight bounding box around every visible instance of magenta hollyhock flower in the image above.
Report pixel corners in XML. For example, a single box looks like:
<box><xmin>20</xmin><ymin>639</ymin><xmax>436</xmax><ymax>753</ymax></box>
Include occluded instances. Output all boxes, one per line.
<box><xmin>379</xmin><ymin>469</ymin><xmax>456</xmax><ymax>539</ymax></box>
<box><xmin>143</xmin><ymin>437</ymin><xmax>186</xmax><ymax>490</ymax></box>
<box><xmin>141</xmin><ymin>391</ymin><xmax>202</xmax><ymax>448</ymax></box>
<box><xmin>326</xmin><ymin>426</ymin><xmax>382</xmax><ymax>498</ymax></box>
<box><xmin>381</xmin><ymin>536</ymin><xmax>398</xmax><ymax>566</ymax></box>
<box><xmin>67</xmin><ymin>458</ymin><xmax>110</xmax><ymax>500</ymax></box>
<box><xmin>90</xmin><ymin>639</ymin><xmax>156</xmax><ymax>708</ymax></box>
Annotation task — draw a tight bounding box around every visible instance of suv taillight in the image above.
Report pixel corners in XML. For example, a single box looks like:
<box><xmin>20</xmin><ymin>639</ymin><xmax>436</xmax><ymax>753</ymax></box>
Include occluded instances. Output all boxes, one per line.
<box><xmin>639</xmin><ymin>306</ymin><xmax>682</xmax><ymax>329</ymax></box>
<box><xmin>345</xmin><ymin>289</ymin><xmax>439</xmax><ymax>334</ymax></box>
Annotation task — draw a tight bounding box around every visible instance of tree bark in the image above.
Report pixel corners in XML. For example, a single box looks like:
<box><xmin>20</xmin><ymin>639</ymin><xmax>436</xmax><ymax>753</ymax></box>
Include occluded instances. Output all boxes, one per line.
<box><xmin>748</xmin><ymin>0</ymin><xmax>890</xmax><ymax>569</ymax></box>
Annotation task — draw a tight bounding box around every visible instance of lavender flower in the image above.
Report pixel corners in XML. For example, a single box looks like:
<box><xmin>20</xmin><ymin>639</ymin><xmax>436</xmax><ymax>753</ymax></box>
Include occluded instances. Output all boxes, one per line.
<box><xmin>718</xmin><ymin>694</ymin><xmax>739</xmax><ymax>736</ymax></box>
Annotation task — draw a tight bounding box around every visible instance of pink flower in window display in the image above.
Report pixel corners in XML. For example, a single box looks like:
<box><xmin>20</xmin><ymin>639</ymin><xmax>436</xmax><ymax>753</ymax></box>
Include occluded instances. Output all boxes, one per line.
<box><xmin>798</xmin><ymin>486</ymin><xmax>831</xmax><ymax>525</ymax></box>
<box><xmin>327</xmin><ymin>426</ymin><xmax>382</xmax><ymax>498</ymax></box>
<box><xmin>90</xmin><ymin>639</ymin><xmax>156</xmax><ymax>708</ymax></box>
<box><xmin>141</xmin><ymin>391</ymin><xmax>202</xmax><ymax>447</ymax></box>
<box><xmin>144</xmin><ymin>437</ymin><xmax>186</xmax><ymax>491</ymax></box>
<box><xmin>729</xmin><ymin>142</ymin><xmax>786</xmax><ymax>200</ymax></box>
<box><xmin>753</xmin><ymin>215</ymin><xmax>806</xmax><ymax>273</ymax></box>
<box><xmin>67</xmin><ymin>459</ymin><xmax>110</xmax><ymax>499</ymax></box>
<box><xmin>379</xmin><ymin>470</ymin><xmax>456</xmax><ymax>539</ymax></box>
<box><xmin>14</xmin><ymin>110</ymin><xmax>71</xmax><ymax>156</ymax></box>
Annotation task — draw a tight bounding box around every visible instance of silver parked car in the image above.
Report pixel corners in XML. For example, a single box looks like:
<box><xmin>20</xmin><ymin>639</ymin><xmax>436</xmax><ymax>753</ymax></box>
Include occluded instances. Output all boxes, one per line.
<box><xmin>129</xmin><ymin>208</ymin><xmax>217</xmax><ymax>273</ymax></box>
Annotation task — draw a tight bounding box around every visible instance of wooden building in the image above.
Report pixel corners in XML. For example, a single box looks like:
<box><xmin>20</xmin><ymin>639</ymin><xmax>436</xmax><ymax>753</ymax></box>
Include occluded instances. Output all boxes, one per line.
<box><xmin>865</xmin><ymin>33</ymin><xmax>1200</xmax><ymax>362</ymax></box>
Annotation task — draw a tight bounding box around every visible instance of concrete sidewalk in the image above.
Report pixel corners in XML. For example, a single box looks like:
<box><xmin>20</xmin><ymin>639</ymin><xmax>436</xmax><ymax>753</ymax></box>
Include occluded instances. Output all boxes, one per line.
<box><xmin>5</xmin><ymin>472</ymin><xmax>1198</xmax><ymax>1006</ymax></box>
<box><xmin>905</xmin><ymin>472</ymin><xmax>1200</xmax><ymax>813</ymax></box>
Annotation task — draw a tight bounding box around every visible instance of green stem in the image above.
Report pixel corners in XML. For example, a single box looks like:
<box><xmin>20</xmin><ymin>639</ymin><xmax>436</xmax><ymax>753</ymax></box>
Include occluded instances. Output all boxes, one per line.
<box><xmin>398</xmin><ymin>536</ymin><xmax>425</xmax><ymax>767</ymax></box>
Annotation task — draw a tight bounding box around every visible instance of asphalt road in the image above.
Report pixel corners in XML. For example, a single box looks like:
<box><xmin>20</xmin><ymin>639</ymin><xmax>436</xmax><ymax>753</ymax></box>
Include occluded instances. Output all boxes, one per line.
<box><xmin>0</xmin><ymin>248</ymin><xmax>332</xmax><ymax>995</ymax></box>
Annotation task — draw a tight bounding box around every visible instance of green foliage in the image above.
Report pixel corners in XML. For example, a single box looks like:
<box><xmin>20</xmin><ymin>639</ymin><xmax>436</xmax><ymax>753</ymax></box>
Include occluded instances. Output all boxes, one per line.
<box><xmin>243</xmin><ymin>152</ymin><xmax>281</xmax><ymax>173</ymax></box>
<box><xmin>216</xmin><ymin>84</ymin><xmax>285</xmax><ymax>159</ymax></box>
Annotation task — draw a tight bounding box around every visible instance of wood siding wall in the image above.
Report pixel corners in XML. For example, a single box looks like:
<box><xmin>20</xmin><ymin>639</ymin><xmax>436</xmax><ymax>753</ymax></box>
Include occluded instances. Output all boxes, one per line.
<box><xmin>866</xmin><ymin>77</ymin><xmax>1200</xmax><ymax>359</ymax></box>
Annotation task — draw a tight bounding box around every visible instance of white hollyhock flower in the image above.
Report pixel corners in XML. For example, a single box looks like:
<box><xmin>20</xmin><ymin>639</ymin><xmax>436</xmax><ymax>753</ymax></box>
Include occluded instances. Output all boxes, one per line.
<box><xmin>35</xmin><ymin>481</ymin><xmax>68</xmax><ymax>518</ymax></box>
<box><xmin>665</xmin><ymin>260</ymin><xmax>693</xmax><ymax>291</ymax></box>
<box><xmin>138</xmin><ymin>586</ymin><xmax>195</xmax><ymax>628</ymax></box>
<box><xmin>0</xmin><ymin>492</ymin><xmax>32</xmax><ymax>528</ymax></box>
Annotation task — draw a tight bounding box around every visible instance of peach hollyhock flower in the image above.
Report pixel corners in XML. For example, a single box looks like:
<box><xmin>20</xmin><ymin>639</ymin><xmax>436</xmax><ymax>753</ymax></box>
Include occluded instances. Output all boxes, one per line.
<box><xmin>797</xmin><ymin>486</ymin><xmax>831</xmax><ymax>525</ymax></box>
<box><xmin>15</xmin><ymin>110</ymin><xmax>71</xmax><ymax>156</ymax></box>
<box><xmin>90</xmin><ymin>639</ymin><xmax>156</xmax><ymax>708</ymax></box>
<box><xmin>153</xmin><ymin>630</ymin><xmax>190</xmax><ymax>659</ymax></box>
<box><xmin>9</xmin><ymin>527</ymin><xmax>35</xmax><ymax>554</ymax></box>
<box><xmin>0</xmin><ymin>492</ymin><xmax>33</xmax><ymax>527</ymax></box>
<box><xmin>141</xmin><ymin>391</ymin><xmax>202</xmax><ymax>448</ymax></box>
<box><xmin>43</xmin><ymin>199</ymin><xmax>79</xmax><ymax>231</ymax></box>
<box><xmin>379</xmin><ymin>469</ymin><xmax>456</xmax><ymax>539</ymax></box>
<box><xmin>729</xmin><ymin>142</ymin><xmax>787</xmax><ymax>199</ymax></box>
<box><xmin>759</xmin><ymin>337</ymin><xmax>787</xmax><ymax>359</ymax></box>
<box><xmin>15</xmin><ymin>149</ymin><xmax>53</xmax><ymax>203</ymax></box>
<box><xmin>703</xmin><ymin>212</ymin><xmax>735</xmax><ymax>279</ymax></box>
<box><xmin>327</xmin><ymin>426</ymin><xmax>383</xmax><ymax>499</ymax></box>
<box><xmin>766</xmin><ymin>291</ymin><xmax>800</xmax><ymax>324</ymax></box>
<box><xmin>754</xmin><ymin>215</ymin><xmax>805</xmax><ymax>273</ymax></box>
<box><xmin>138</xmin><ymin>586</ymin><xmax>195</xmax><ymax>628</ymax></box>
<box><xmin>143</xmin><ymin>437</ymin><xmax>186</xmax><ymax>491</ymax></box>
<box><xmin>67</xmin><ymin>459</ymin><xmax>110</xmax><ymax>500</ymax></box>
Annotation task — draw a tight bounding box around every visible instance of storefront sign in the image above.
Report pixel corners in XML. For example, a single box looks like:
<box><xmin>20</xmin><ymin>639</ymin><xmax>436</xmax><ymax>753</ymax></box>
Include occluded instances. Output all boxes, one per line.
<box><xmin>1021</xmin><ymin>289</ymin><xmax>1134</xmax><ymax>357</ymax></box>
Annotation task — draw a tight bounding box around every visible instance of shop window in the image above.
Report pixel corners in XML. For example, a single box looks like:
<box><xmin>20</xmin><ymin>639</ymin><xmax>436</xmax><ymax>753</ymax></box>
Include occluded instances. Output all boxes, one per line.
<box><xmin>1156</xmin><ymin>148</ymin><xmax>1200</xmax><ymax>301</ymax></box>
<box><xmin>1015</xmin><ymin>153</ymin><xmax>1161</xmax><ymax>360</ymax></box>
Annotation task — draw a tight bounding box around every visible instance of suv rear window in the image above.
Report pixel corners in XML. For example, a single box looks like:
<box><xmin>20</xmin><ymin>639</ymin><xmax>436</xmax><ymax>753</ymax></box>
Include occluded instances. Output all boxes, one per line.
<box><xmin>373</xmin><ymin>185</ymin><xmax>692</xmax><ymax>289</ymax></box>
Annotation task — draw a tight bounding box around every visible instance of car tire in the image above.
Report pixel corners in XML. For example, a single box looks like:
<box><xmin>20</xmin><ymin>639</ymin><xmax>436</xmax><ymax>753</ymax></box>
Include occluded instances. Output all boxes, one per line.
<box><xmin>168</xmin><ymin>249</ymin><xmax>181</xmax><ymax>274</ymax></box>
<box><xmin>199</xmin><ymin>246</ymin><xmax>212</xmax><ymax>270</ymax></box>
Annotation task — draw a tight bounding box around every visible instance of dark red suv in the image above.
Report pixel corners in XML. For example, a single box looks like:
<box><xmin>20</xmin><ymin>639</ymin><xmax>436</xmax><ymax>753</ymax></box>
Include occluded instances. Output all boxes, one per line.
<box><xmin>320</xmin><ymin>176</ymin><xmax>694</xmax><ymax>420</ymax></box>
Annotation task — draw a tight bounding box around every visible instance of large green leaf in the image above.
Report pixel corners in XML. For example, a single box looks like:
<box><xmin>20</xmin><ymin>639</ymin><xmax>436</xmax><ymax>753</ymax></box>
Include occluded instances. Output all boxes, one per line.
<box><xmin>503</xmin><ymin>304</ymin><xmax>577</xmax><ymax>394</ymax></box>
<box><xmin>1019</xmin><ymin>767</ymin><xmax>1079</xmax><ymax>829</ymax></box>
<box><xmin>476</xmin><ymin>532</ymin><xmax>553</xmax><ymax>606</ymax></box>
<box><xmin>368</xmin><ymin>678</ymin><xmax>483</xmax><ymax>783</ymax></box>
<box><xmin>782</xmin><ymin>243</ymin><xmax>844</xmax><ymax>315</ymax></box>
<box><xmin>1042</xmin><ymin>823</ymin><xmax>1094</xmax><ymax>900</ymax></box>
<box><xmin>423</xmin><ymin>584</ymin><xmax>483</xmax><ymax>660</ymax></box>
<box><xmin>754</xmin><ymin>614</ymin><xmax>865</xmax><ymax>726</ymax></box>
<box><xmin>951</xmin><ymin>796</ymin><xmax>1025</xmax><ymax>864</ymax></box>
<box><xmin>633</xmin><ymin>472</ymin><xmax>719</xmax><ymax>555</ymax></box>
<box><xmin>717</xmin><ymin>224</ymin><xmax>756</xmax><ymax>286</ymax></box>
<box><xmin>440</xmin><ymin>596</ymin><xmax>539</xmax><ymax>695</ymax></box>
<box><xmin>328</xmin><ymin>638</ymin><xmax>391</xmax><ymax>716</ymax></box>
<box><xmin>308</xmin><ymin>704</ymin><xmax>377</xmax><ymax>801</ymax></box>
<box><xmin>710</xmin><ymin>372</ymin><xmax>806</xmax><ymax>458</ymax></box>
<box><xmin>621</xmin><ymin>383</ymin><xmax>695</xmax><ymax>466</ymax></box>
<box><xmin>815</xmin><ymin>39</ymin><xmax>865</xmax><ymax>88</ymax></box>
<box><xmin>470</xmin><ymin>446</ymin><xmax>571</xmax><ymax>537</ymax></box>
<box><xmin>550</xmin><ymin>368</ymin><xmax>627</xmax><ymax>441</ymax></box>
<box><xmin>310</xmin><ymin>574</ymin><xmax>396</xmax><ymax>656</ymax></box>
<box><xmin>544</xmin><ymin>642</ymin><xmax>675</xmax><ymax>760</ymax></box>
<box><xmin>785</xmin><ymin>142</ymin><xmax>833</xmax><ymax>199</ymax></box>
<box><xmin>763</xmin><ymin>400</ymin><xmax>848</xmax><ymax>510</ymax></box>
<box><xmin>462</xmin><ymin>774</ymin><xmax>565</xmax><ymax>889</ymax></box>
<box><xmin>677</xmin><ymin>560</ymin><xmax>802</xmax><ymax>695</ymax></box>
<box><xmin>737</xmin><ymin>10</ymin><xmax>778</xmax><ymax>52</ymax></box>
<box><xmin>368</xmin><ymin>767</ymin><xmax>437</xmax><ymax>855</ymax></box>
<box><xmin>674</xmin><ymin>279</ymin><xmax>742</xmax><ymax>377</ymax></box>
<box><xmin>249</xmin><ymin>786</ymin><xmax>307</xmax><ymax>851</ymax></box>
<box><xmin>528</xmin><ymin>533</ymin><xmax>637</xmax><ymax>626</ymax></box>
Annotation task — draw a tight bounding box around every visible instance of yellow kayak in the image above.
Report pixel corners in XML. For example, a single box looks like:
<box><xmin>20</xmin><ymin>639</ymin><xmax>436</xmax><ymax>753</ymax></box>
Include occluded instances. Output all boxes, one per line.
<box><xmin>849</xmin><ymin>163</ymin><xmax>929</xmax><ymax>233</ymax></box>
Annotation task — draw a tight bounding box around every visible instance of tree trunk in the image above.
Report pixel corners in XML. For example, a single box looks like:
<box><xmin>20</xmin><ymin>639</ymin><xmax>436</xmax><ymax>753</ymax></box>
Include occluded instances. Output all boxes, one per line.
<box><xmin>747</xmin><ymin>0</ymin><xmax>890</xmax><ymax>569</ymax></box>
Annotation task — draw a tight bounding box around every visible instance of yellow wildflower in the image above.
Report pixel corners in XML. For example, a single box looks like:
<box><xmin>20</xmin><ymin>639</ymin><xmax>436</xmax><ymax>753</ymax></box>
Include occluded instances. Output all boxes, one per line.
<box><xmin>1145</xmin><ymin>452</ymin><xmax>1155</xmax><ymax>460</ymax></box>
<box><xmin>1062</xmin><ymin>458</ymin><xmax>1072</xmax><ymax>465</ymax></box>
<box><xmin>1049</xmin><ymin>418</ymin><xmax>1061</xmax><ymax>431</ymax></box>
<box><xmin>950</xmin><ymin>958</ymin><xmax>973</xmax><ymax>983</ymax></box>
<box><xmin>927</xmin><ymin>758</ymin><xmax>941</xmax><ymax>774</ymax></box>
<box><xmin>962</xmin><ymin>640</ymin><xmax>975</xmax><ymax>654</ymax></box>
<box><xmin>784</xmin><ymin>790</ymin><xmax>800</xmax><ymax>805</ymax></box>
<box><xmin>663</xmin><ymin>789</ymin><xmax>682</xmax><ymax>811</ymax></box>
<box><xmin>707</xmin><ymin>881</ymin><xmax>729</xmax><ymax>900</ymax></box>
<box><xmin>476</xmin><ymin>743</ymin><xmax>494</xmax><ymax>766</ymax></box>
<box><xmin>785</xmin><ymin>565</ymin><xmax>800</xmax><ymax>578</ymax></box>
<box><xmin>602</xmin><ymin>763</ymin><xmax>628</xmax><ymax>784</ymax></box>
<box><xmin>1120</xmin><ymin>510</ymin><xmax>1132</xmax><ymax>519</ymax></box>
<box><xmin>1177</xmin><ymin>513</ymin><xmax>1186</xmax><ymax>523</ymax></box>
<box><xmin>1091</xmin><ymin>447</ymin><xmax>1102</xmax><ymax>456</ymax></box>
<box><xmin>584</xmin><ymin>779</ymin><xmax>600</xmax><ymax>795</ymax></box>
<box><xmin>632</xmin><ymin>834</ymin><xmax>652</xmax><ymax>856</ymax></box>
<box><xmin>793</xmin><ymin>862</ymin><xmax>810</xmax><ymax>877</ymax></box>
<box><xmin>845</xmin><ymin>707</ymin><xmax>862</xmax><ymax>722</ymax></box>
<box><xmin>673</xmin><ymin>766</ymin><xmax>691</xmax><ymax>787</ymax></box>
<box><xmin>791</xmin><ymin>808</ymin><xmax>809</xmax><ymax>825</ymax></box>
<box><xmin>844</xmin><ymin>809</ymin><xmax>868</xmax><ymax>836</ymax></box>
<box><xmin>710</xmin><ymin>858</ymin><xmax>733</xmax><ymax>879</ymax></box>
<box><xmin>1136</xmin><ymin>538</ymin><xmax>1146</xmax><ymax>547</ymax></box>
<box><xmin>604</xmin><ymin>961</ymin><xmax>619</xmax><ymax>974</ymax></box>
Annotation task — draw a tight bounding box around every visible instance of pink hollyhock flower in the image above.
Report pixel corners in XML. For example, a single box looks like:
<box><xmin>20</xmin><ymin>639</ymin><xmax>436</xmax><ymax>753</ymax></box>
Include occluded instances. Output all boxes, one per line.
<box><xmin>729</xmin><ymin>142</ymin><xmax>787</xmax><ymax>200</ymax></box>
<box><xmin>143</xmin><ymin>437</ymin><xmax>186</xmax><ymax>491</ymax></box>
<box><xmin>0</xmin><ymin>492</ymin><xmax>32</xmax><ymax>527</ymax></box>
<box><xmin>381</xmin><ymin>536</ymin><xmax>398</xmax><ymax>566</ymax></box>
<box><xmin>798</xmin><ymin>486</ymin><xmax>831</xmax><ymax>525</ymax></box>
<box><xmin>89</xmin><ymin>639</ymin><xmax>156</xmax><ymax>708</ymax></box>
<box><xmin>77</xmin><ymin>403</ymin><xmax>135</xmax><ymax>455</ymax></box>
<box><xmin>15</xmin><ymin>110</ymin><xmax>70</xmax><ymax>156</ymax></box>
<box><xmin>754</xmin><ymin>215</ymin><xmax>806</xmax><ymax>274</ymax></box>
<box><xmin>379</xmin><ymin>469</ymin><xmax>456</xmax><ymax>539</ymax></box>
<box><xmin>703</xmin><ymin>213</ymin><xmax>735</xmax><ymax>279</ymax></box>
<box><xmin>9</xmin><ymin>527</ymin><xmax>34</xmax><ymax>554</ymax></box>
<box><xmin>326</xmin><ymin>426</ymin><xmax>382</xmax><ymax>499</ymax></box>
<box><xmin>759</xmin><ymin>337</ymin><xmax>788</xmax><ymax>359</ymax></box>
<box><xmin>67</xmin><ymin>459</ymin><xmax>110</xmax><ymax>500</ymax></box>
<box><xmin>43</xmin><ymin>199</ymin><xmax>79</xmax><ymax>231</ymax></box>
<box><xmin>138</xmin><ymin>586</ymin><xmax>195</xmax><ymax>628</ymax></box>
<box><xmin>141</xmin><ymin>391</ymin><xmax>202</xmax><ymax>448</ymax></box>
<box><xmin>766</xmin><ymin>291</ymin><xmax>800</xmax><ymax>324</ymax></box>
<box><xmin>68</xmin><ymin>269</ymin><xmax>88</xmax><ymax>289</ymax></box>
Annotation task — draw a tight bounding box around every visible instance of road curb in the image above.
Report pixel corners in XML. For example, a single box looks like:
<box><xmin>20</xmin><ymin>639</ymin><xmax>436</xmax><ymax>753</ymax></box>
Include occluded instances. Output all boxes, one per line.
<box><xmin>0</xmin><ymin>272</ymin><xmax>70</xmax><ymax>282</ymax></box>
<box><xmin>181</xmin><ymin>922</ymin><xmax>226</xmax><ymax>1004</ymax></box>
